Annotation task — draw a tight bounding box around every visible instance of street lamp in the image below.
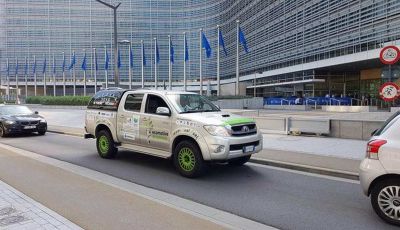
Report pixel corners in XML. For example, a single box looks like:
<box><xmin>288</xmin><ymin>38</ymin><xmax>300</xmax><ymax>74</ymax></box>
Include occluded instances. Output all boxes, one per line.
<box><xmin>94</xmin><ymin>0</ymin><xmax>121</xmax><ymax>87</ymax></box>
<box><xmin>118</xmin><ymin>40</ymin><xmax>132</xmax><ymax>89</ymax></box>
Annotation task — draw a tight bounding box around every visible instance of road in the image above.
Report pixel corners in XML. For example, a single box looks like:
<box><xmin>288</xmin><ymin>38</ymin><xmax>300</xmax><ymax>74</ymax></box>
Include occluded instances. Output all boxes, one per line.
<box><xmin>0</xmin><ymin>133</ymin><xmax>396</xmax><ymax>230</ymax></box>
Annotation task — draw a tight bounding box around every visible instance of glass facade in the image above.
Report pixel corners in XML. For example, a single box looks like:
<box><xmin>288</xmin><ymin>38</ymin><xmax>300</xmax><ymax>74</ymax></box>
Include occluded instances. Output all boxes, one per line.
<box><xmin>0</xmin><ymin>0</ymin><xmax>400</xmax><ymax>89</ymax></box>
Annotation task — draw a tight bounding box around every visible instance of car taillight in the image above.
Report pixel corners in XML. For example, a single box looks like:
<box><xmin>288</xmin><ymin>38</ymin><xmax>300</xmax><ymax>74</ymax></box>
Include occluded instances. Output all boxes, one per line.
<box><xmin>366</xmin><ymin>139</ymin><xmax>387</xmax><ymax>160</ymax></box>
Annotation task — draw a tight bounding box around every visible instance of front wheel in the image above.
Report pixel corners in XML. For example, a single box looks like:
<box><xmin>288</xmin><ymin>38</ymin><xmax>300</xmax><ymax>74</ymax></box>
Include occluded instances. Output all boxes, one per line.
<box><xmin>228</xmin><ymin>155</ymin><xmax>251</xmax><ymax>166</ymax></box>
<box><xmin>96</xmin><ymin>130</ymin><xmax>118</xmax><ymax>159</ymax></box>
<box><xmin>173</xmin><ymin>140</ymin><xmax>205</xmax><ymax>178</ymax></box>
<box><xmin>371</xmin><ymin>179</ymin><xmax>400</xmax><ymax>226</ymax></box>
<box><xmin>0</xmin><ymin>124</ymin><xmax>7</xmax><ymax>137</ymax></box>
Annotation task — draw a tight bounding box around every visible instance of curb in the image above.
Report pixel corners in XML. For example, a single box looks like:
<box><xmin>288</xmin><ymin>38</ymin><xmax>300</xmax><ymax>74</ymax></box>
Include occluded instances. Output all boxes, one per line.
<box><xmin>48</xmin><ymin>128</ymin><xmax>360</xmax><ymax>181</ymax></box>
<box><xmin>250</xmin><ymin>157</ymin><xmax>359</xmax><ymax>181</ymax></box>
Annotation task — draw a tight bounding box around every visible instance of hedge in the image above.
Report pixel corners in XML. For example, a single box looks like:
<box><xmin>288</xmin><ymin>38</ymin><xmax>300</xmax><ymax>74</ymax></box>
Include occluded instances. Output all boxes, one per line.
<box><xmin>25</xmin><ymin>96</ymin><xmax>92</xmax><ymax>106</ymax></box>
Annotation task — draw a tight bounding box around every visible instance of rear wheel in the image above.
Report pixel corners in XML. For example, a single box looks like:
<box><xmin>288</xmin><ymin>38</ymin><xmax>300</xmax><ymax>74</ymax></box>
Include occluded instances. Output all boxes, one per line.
<box><xmin>96</xmin><ymin>130</ymin><xmax>118</xmax><ymax>159</ymax></box>
<box><xmin>228</xmin><ymin>155</ymin><xmax>251</xmax><ymax>166</ymax></box>
<box><xmin>371</xmin><ymin>179</ymin><xmax>400</xmax><ymax>226</ymax></box>
<box><xmin>174</xmin><ymin>140</ymin><xmax>205</xmax><ymax>178</ymax></box>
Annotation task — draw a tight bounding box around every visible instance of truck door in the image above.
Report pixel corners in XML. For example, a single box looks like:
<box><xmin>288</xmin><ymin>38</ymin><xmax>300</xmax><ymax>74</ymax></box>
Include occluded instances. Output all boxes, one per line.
<box><xmin>117</xmin><ymin>93</ymin><xmax>144</xmax><ymax>145</ymax></box>
<box><xmin>141</xmin><ymin>94</ymin><xmax>172</xmax><ymax>155</ymax></box>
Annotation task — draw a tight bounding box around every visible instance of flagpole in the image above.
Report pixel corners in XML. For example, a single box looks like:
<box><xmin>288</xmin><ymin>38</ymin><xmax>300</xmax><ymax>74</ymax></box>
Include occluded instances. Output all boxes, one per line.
<box><xmin>43</xmin><ymin>55</ymin><xmax>47</xmax><ymax>96</ymax></box>
<box><xmin>34</xmin><ymin>56</ymin><xmax>37</xmax><ymax>96</ymax></box>
<box><xmin>199</xmin><ymin>28</ymin><xmax>203</xmax><ymax>95</ymax></box>
<box><xmin>6</xmin><ymin>58</ymin><xmax>9</xmax><ymax>101</ymax></box>
<box><xmin>94</xmin><ymin>48</ymin><xmax>97</xmax><ymax>93</ymax></box>
<box><xmin>105</xmin><ymin>46</ymin><xmax>108</xmax><ymax>89</ymax></box>
<box><xmin>62</xmin><ymin>52</ymin><xmax>66</xmax><ymax>96</ymax></box>
<box><xmin>83</xmin><ymin>49</ymin><xmax>87</xmax><ymax>96</ymax></box>
<box><xmin>128</xmin><ymin>44</ymin><xmax>132</xmax><ymax>90</ymax></box>
<box><xmin>53</xmin><ymin>55</ymin><xmax>56</xmax><ymax>96</ymax></box>
<box><xmin>168</xmin><ymin>35</ymin><xmax>172</xmax><ymax>90</ymax></box>
<box><xmin>183</xmin><ymin>32</ymin><xmax>187</xmax><ymax>92</ymax></box>
<box><xmin>141</xmin><ymin>40</ymin><xmax>144</xmax><ymax>89</ymax></box>
<box><xmin>217</xmin><ymin>25</ymin><xmax>221</xmax><ymax>97</ymax></box>
<box><xmin>15</xmin><ymin>57</ymin><xmax>19</xmax><ymax>99</ymax></box>
<box><xmin>25</xmin><ymin>57</ymin><xmax>28</xmax><ymax>97</ymax></box>
<box><xmin>236</xmin><ymin>20</ymin><xmax>240</xmax><ymax>96</ymax></box>
<box><xmin>154</xmin><ymin>38</ymin><xmax>158</xmax><ymax>90</ymax></box>
<box><xmin>73</xmin><ymin>51</ymin><xmax>76</xmax><ymax>96</ymax></box>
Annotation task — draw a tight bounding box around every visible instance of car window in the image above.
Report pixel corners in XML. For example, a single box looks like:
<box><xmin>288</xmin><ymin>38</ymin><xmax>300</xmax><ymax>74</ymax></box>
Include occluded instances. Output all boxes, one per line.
<box><xmin>374</xmin><ymin>111</ymin><xmax>400</xmax><ymax>136</ymax></box>
<box><xmin>87</xmin><ymin>90</ymin><xmax>124</xmax><ymax>111</ymax></box>
<box><xmin>124</xmin><ymin>94</ymin><xmax>144</xmax><ymax>112</ymax></box>
<box><xmin>145</xmin><ymin>95</ymin><xmax>169</xmax><ymax>114</ymax></box>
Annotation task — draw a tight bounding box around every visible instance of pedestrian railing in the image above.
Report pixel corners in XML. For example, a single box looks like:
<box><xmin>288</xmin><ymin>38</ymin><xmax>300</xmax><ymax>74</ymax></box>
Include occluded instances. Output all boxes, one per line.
<box><xmin>305</xmin><ymin>98</ymin><xmax>317</xmax><ymax>110</ymax></box>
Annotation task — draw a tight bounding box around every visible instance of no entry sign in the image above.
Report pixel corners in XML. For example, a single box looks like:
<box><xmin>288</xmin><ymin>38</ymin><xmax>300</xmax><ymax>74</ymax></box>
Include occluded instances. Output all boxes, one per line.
<box><xmin>380</xmin><ymin>46</ymin><xmax>400</xmax><ymax>65</ymax></box>
<box><xmin>379</xmin><ymin>82</ymin><xmax>400</xmax><ymax>102</ymax></box>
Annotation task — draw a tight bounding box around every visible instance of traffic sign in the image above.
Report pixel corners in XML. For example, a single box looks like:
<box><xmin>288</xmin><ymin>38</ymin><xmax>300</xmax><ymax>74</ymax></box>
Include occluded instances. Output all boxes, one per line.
<box><xmin>379</xmin><ymin>82</ymin><xmax>400</xmax><ymax>102</ymax></box>
<box><xmin>380</xmin><ymin>46</ymin><xmax>400</xmax><ymax>65</ymax></box>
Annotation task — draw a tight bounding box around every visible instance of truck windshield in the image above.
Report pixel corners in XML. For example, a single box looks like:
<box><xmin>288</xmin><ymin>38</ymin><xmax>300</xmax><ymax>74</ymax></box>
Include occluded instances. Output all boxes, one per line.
<box><xmin>167</xmin><ymin>94</ymin><xmax>220</xmax><ymax>114</ymax></box>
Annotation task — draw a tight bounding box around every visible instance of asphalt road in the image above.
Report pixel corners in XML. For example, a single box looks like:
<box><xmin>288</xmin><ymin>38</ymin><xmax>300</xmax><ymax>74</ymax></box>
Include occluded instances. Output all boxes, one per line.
<box><xmin>0</xmin><ymin>133</ymin><xmax>397</xmax><ymax>230</ymax></box>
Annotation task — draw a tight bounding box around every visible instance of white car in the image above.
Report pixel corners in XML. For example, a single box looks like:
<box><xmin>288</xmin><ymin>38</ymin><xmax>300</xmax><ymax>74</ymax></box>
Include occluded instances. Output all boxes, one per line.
<box><xmin>359</xmin><ymin>111</ymin><xmax>400</xmax><ymax>226</ymax></box>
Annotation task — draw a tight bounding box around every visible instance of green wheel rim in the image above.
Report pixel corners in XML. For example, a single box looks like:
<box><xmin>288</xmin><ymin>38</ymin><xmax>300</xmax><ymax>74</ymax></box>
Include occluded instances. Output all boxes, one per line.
<box><xmin>178</xmin><ymin>147</ymin><xmax>196</xmax><ymax>172</ymax></box>
<box><xmin>98</xmin><ymin>135</ymin><xmax>109</xmax><ymax>155</ymax></box>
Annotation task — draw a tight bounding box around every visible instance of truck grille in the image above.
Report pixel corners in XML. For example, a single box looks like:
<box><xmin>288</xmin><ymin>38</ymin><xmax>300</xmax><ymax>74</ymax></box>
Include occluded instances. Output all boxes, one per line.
<box><xmin>230</xmin><ymin>123</ymin><xmax>257</xmax><ymax>136</ymax></box>
<box><xmin>230</xmin><ymin>141</ymin><xmax>260</xmax><ymax>151</ymax></box>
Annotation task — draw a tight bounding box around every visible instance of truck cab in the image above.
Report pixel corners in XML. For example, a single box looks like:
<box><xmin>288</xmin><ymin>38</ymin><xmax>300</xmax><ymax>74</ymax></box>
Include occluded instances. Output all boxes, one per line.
<box><xmin>85</xmin><ymin>89</ymin><xmax>263</xmax><ymax>178</ymax></box>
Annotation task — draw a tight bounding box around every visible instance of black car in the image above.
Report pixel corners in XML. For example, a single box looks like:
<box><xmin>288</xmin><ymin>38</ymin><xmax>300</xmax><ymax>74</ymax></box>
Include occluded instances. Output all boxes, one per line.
<box><xmin>0</xmin><ymin>105</ymin><xmax>47</xmax><ymax>137</ymax></box>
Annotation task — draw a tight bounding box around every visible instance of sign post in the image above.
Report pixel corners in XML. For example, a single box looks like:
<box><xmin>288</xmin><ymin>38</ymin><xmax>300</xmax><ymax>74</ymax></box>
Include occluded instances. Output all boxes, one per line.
<box><xmin>379</xmin><ymin>46</ymin><xmax>400</xmax><ymax>105</ymax></box>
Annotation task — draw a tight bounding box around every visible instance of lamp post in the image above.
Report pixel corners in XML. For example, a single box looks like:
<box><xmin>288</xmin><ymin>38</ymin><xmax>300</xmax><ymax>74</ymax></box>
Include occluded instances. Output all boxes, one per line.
<box><xmin>119</xmin><ymin>40</ymin><xmax>132</xmax><ymax>89</ymax></box>
<box><xmin>94</xmin><ymin>0</ymin><xmax>121</xmax><ymax>87</ymax></box>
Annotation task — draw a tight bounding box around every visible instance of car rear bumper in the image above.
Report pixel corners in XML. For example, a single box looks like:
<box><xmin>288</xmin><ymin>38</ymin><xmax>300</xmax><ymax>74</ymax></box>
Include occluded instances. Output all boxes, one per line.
<box><xmin>359</xmin><ymin>158</ymin><xmax>387</xmax><ymax>196</ymax></box>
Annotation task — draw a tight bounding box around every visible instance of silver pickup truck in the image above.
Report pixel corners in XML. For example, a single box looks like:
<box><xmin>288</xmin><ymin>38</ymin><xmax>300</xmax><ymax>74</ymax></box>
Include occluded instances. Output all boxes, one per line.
<box><xmin>85</xmin><ymin>89</ymin><xmax>263</xmax><ymax>177</ymax></box>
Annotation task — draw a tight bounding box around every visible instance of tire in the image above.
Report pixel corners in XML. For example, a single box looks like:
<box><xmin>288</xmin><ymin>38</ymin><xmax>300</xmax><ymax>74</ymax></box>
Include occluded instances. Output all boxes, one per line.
<box><xmin>96</xmin><ymin>130</ymin><xmax>118</xmax><ymax>159</ymax></box>
<box><xmin>228</xmin><ymin>155</ymin><xmax>251</xmax><ymax>166</ymax></box>
<box><xmin>38</xmin><ymin>130</ymin><xmax>46</xmax><ymax>136</ymax></box>
<box><xmin>371</xmin><ymin>179</ymin><xmax>400</xmax><ymax>226</ymax></box>
<box><xmin>0</xmin><ymin>124</ymin><xmax>7</xmax><ymax>137</ymax></box>
<box><xmin>173</xmin><ymin>140</ymin><xmax>205</xmax><ymax>178</ymax></box>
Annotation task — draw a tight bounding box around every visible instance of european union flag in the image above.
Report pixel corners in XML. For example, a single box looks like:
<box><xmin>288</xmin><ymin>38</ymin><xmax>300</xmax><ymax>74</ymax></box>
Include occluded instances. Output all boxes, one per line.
<box><xmin>62</xmin><ymin>53</ymin><xmax>66</xmax><ymax>72</ymax></box>
<box><xmin>156</xmin><ymin>42</ymin><xmax>160</xmax><ymax>64</ymax></box>
<box><xmin>202</xmin><ymin>31</ymin><xmax>212</xmax><ymax>58</ymax></box>
<box><xmin>6</xmin><ymin>60</ymin><xmax>9</xmax><ymax>76</ymax></box>
<box><xmin>105</xmin><ymin>48</ymin><xmax>110</xmax><ymax>70</ymax></box>
<box><xmin>170</xmin><ymin>38</ymin><xmax>175</xmax><ymax>63</ymax></box>
<box><xmin>117</xmin><ymin>48</ymin><xmax>122</xmax><ymax>69</ymax></box>
<box><xmin>69</xmin><ymin>52</ymin><xmax>76</xmax><ymax>70</ymax></box>
<box><xmin>81</xmin><ymin>52</ymin><xmax>87</xmax><ymax>71</ymax></box>
<box><xmin>94</xmin><ymin>50</ymin><xmax>99</xmax><ymax>71</ymax></box>
<box><xmin>53</xmin><ymin>56</ymin><xmax>56</xmax><ymax>74</ymax></box>
<box><xmin>142</xmin><ymin>43</ymin><xmax>147</xmax><ymax>66</ymax></box>
<box><xmin>129</xmin><ymin>46</ymin><xmax>134</xmax><ymax>68</ymax></box>
<box><xmin>42</xmin><ymin>57</ymin><xmax>47</xmax><ymax>74</ymax></box>
<box><xmin>32</xmin><ymin>58</ymin><xmax>37</xmax><ymax>74</ymax></box>
<box><xmin>185</xmin><ymin>35</ymin><xmax>189</xmax><ymax>62</ymax></box>
<box><xmin>24</xmin><ymin>58</ymin><xmax>28</xmax><ymax>76</ymax></box>
<box><xmin>219</xmin><ymin>30</ymin><xmax>228</xmax><ymax>56</ymax></box>
<box><xmin>239</xmin><ymin>27</ymin><xmax>249</xmax><ymax>53</ymax></box>
<box><xmin>15</xmin><ymin>58</ymin><xmax>19</xmax><ymax>76</ymax></box>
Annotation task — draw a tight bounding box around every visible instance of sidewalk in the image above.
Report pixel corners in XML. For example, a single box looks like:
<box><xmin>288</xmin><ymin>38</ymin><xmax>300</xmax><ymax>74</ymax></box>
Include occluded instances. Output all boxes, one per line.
<box><xmin>0</xmin><ymin>145</ymin><xmax>271</xmax><ymax>230</ymax></box>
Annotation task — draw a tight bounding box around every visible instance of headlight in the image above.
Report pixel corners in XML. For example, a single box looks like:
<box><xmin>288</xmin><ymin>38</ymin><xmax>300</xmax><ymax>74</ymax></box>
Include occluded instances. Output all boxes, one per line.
<box><xmin>204</xmin><ymin>125</ymin><xmax>230</xmax><ymax>137</ymax></box>
<box><xmin>4</xmin><ymin>120</ymin><xmax>15</xmax><ymax>125</ymax></box>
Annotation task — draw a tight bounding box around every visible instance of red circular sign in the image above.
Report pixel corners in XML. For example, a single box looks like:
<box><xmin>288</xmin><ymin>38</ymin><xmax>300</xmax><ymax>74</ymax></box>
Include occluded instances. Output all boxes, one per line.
<box><xmin>380</xmin><ymin>46</ymin><xmax>400</xmax><ymax>65</ymax></box>
<box><xmin>379</xmin><ymin>82</ymin><xmax>400</xmax><ymax>102</ymax></box>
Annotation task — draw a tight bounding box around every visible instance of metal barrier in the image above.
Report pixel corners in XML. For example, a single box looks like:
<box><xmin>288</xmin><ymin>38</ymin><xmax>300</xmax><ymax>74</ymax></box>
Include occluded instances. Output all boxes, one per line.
<box><xmin>329</xmin><ymin>98</ymin><xmax>341</xmax><ymax>106</ymax></box>
<box><xmin>351</xmin><ymin>98</ymin><xmax>362</xmax><ymax>106</ymax></box>
<box><xmin>305</xmin><ymin>98</ymin><xmax>317</xmax><ymax>110</ymax></box>
<box><xmin>281</xmin><ymin>99</ymin><xmax>291</xmax><ymax>105</ymax></box>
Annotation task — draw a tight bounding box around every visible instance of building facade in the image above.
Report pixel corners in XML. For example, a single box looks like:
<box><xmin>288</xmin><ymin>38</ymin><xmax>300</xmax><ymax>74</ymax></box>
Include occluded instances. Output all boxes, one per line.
<box><xmin>0</xmin><ymin>0</ymin><xmax>400</xmax><ymax>97</ymax></box>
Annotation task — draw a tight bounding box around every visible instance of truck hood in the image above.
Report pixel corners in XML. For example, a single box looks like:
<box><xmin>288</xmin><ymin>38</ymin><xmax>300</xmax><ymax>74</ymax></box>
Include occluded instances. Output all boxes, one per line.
<box><xmin>178</xmin><ymin>112</ymin><xmax>254</xmax><ymax>126</ymax></box>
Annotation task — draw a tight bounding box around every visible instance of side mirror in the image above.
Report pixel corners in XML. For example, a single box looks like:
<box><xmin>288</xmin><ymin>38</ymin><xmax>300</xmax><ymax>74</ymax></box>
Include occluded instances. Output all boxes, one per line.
<box><xmin>156</xmin><ymin>107</ymin><xmax>170</xmax><ymax>116</ymax></box>
<box><xmin>34</xmin><ymin>111</ymin><xmax>39</xmax><ymax>115</ymax></box>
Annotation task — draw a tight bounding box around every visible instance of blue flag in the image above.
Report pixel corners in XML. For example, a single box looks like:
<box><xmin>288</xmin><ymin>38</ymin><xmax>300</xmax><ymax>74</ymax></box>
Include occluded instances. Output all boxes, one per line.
<box><xmin>94</xmin><ymin>50</ymin><xmax>99</xmax><ymax>71</ymax></box>
<box><xmin>105</xmin><ymin>48</ymin><xmax>110</xmax><ymax>71</ymax></box>
<box><xmin>53</xmin><ymin>56</ymin><xmax>56</xmax><ymax>74</ymax></box>
<box><xmin>239</xmin><ymin>27</ymin><xmax>249</xmax><ymax>53</ymax></box>
<box><xmin>24</xmin><ymin>58</ymin><xmax>28</xmax><ymax>76</ymax></box>
<box><xmin>42</xmin><ymin>57</ymin><xmax>47</xmax><ymax>74</ymax></box>
<box><xmin>219</xmin><ymin>30</ymin><xmax>228</xmax><ymax>56</ymax></box>
<box><xmin>62</xmin><ymin>53</ymin><xmax>66</xmax><ymax>72</ymax></box>
<box><xmin>142</xmin><ymin>43</ymin><xmax>147</xmax><ymax>66</ymax></box>
<box><xmin>15</xmin><ymin>58</ymin><xmax>19</xmax><ymax>76</ymax></box>
<box><xmin>117</xmin><ymin>48</ymin><xmax>122</xmax><ymax>69</ymax></box>
<box><xmin>81</xmin><ymin>52</ymin><xmax>87</xmax><ymax>71</ymax></box>
<box><xmin>129</xmin><ymin>46</ymin><xmax>134</xmax><ymax>68</ymax></box>
<box><xmin>69</xmin><ymin>52</ymin><xmax>76</xmax><ymax>70</ymax></box>
<box><xmin>202</xmin><ymin>31</ymin><xmax>212</xmax><ymax>58</ymax></box>
<box><xmin>6</xmin><ymin>60</ymin><xmax>9</xmax><ymax>76</ymax></box>
<box><xmin>185</xmin><ymin>35</ymin><xmax>189</xmax><ymax>62</ymax></box>
<box><xmin>170</xmin><ymin>38</ymin><xmax>174</xmax><ymax>63</ymax></box>
<box><xmin>32</xmin><ymin>58</ymin><xmax>37</xmax><ymax>74</ymax></box>
<box><xmin>156</xmin><ymin>41</ymin><xmax>160</xmax><ymax>64</ymax></box>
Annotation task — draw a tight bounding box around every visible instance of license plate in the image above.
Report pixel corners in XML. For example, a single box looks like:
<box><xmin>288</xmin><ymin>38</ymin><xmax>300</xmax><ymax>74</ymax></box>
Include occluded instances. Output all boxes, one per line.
<box><xmin>243</xmin><ymin>145</ymin><xmax>255</xmax><ymax>153</ymax></box>
<box><xmin>24</xmin><ymin>126</ymin><xmax>36</xmax><ymax>129</ymax></box>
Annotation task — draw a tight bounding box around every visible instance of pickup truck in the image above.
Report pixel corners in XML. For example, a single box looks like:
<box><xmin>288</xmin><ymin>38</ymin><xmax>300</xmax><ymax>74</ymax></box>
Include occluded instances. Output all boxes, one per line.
<box><xmin>85</xmin><ymin>89</ymin><xmax>263</xmax><ymax>177</ymax></box>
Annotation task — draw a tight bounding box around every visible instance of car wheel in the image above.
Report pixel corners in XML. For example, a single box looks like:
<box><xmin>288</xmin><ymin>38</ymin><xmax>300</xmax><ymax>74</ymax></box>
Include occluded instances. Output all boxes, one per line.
<box><xmin>0</xmin><ymin>124</ymin><xmax>7</xmax><ymax>137</ymax></box>
<box><xmin>174</xmin><ymin>140</ymin><xmax>205</xmax><ymax>178</ymax></box>
<box><xmin>228</xmin><ymin>155</ymin><xmax>251</xmax><ymax>166</ymax></box>
<box><xmin>96</xmin><ymin>130</ymin><xmax>118</xmax><ymax>159</ymax></box>
<box><xmin>371</xmin><ymin>179</ymin><xmax>400</xmax><ymax>226</ymax></box>
<box><xmin>38</xmin><ymin>130</ymin><xmax>46</xmax><ymax>136</ymax></box>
